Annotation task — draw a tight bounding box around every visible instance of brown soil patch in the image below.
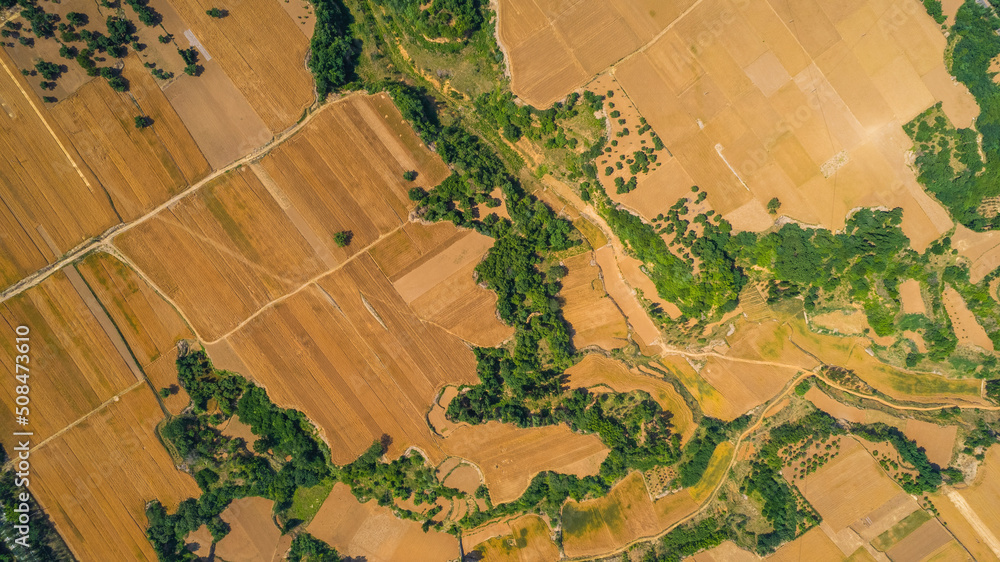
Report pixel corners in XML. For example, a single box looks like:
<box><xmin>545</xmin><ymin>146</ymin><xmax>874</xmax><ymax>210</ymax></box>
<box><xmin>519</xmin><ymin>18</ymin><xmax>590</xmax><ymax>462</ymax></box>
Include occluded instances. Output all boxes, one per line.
<box><xmin>560</xmin><ymin>252</ymin><xmax>629</xmax><ymax>350</ymax></box>
<box><xmin>30</xmin><ymin>385</ymin><xmax>199</xmax><ymax>561</ymax></box>
<box><xmin>942</xmin><ymin>285</ymin><xmax>995</xmax><ymax>351</ymax></box>
<box><xmin>444</xmin><ymin>421</ymin><xmax>610</xmax><ymax>504</ymax></box>
<box><xmin>796</xmin><ymin>437</ymin><xmax>902</xmax><ymax>532</ymax></box>
<box><xmin>220</xmin><ymin>415</ymin><xmax>259</xmax><ymax>448</ymax></box>
<box><xmin>902</xmin><ymin>419</ymin><xmax>956</xmax><ymax>467</ymax></box>
<box><xmin>307</xmin><ymin>483</ymin><xmax>458</xmax><ymax>562</ymax></box>
<box><xmin>885</xmin><ymin>519</ymin><xmax>953</xmax><ymax>562</ymax></box>
<box><xmin>277</xmin><ymin>0</ymin><xmax>316</xmax><ymax>37</ymax></box>
<box><xmin>561</xmin><ymin>472</ymin><xmax>698</xmax><ymax>558</ymax></box>
<box><xmin>565</xmin><ymin>354</ymin><xmax>695</xmax><ymax>443</ymax></box>
<box><xmin>393</xmin><ymin>231</ymin><xmax>494</xmax><ymax>303</ymax></box>
<box><xmin>214</xmin><ymin>497</ymin><xmax>284</xmax><ymax>562</ymax></box>
<box><xmin>849</xmin><ymin>491</ymin><xmax>920</xmax><ymax>543</ymax></box>
<box><xmin>163</xmin><ymin>57</ymin><xmax>271</xmax><ymax>169</ymax></box>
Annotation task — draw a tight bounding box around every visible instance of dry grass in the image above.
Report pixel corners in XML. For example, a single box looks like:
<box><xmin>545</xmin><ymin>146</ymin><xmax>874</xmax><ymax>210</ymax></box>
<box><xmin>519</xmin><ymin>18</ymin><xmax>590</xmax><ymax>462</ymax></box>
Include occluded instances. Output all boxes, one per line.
<box><xmin>471</xmin><ymin>515</ymin><xmax>560</xmax><ymax>562</ymax></box>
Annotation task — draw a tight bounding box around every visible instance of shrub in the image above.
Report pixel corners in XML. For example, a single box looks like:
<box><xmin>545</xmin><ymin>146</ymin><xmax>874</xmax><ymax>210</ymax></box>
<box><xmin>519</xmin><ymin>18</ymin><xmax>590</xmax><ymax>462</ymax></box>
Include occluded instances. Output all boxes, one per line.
<box><xmin>334</xmin><ymin>230</ymin><xmax>352</xmax><ymax>247</ymax></box>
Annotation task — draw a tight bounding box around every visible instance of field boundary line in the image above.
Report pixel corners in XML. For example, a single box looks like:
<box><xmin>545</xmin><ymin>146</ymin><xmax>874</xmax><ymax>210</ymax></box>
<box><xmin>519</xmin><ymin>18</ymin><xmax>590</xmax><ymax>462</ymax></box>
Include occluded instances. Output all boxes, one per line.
<box><xmin>0</xmin><ymin>51</ymin><xmax>94</xmax><ymax>193</ymax></box>
<box><xmin>2</xmin><ymin>379</ymin><xmax>147</xmax><ymax>470</ymax></box>
<box><xmin>205</xmin><ymin>221</ymin><xmax>408</xmax><ymax>344</ymax></box>
<box><xmin>0</xmin><ymin>92</ymin><xmax>366</xmax><ymax>307</ymax></box>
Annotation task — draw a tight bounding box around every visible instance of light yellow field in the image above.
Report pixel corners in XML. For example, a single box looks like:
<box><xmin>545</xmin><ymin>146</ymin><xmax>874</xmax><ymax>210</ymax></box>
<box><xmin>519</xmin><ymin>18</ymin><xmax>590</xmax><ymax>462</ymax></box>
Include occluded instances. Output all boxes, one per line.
<box><xmin>689</xmin><ymin>441</ymin><xmax>733</xmax><ymax>502</ymax></box>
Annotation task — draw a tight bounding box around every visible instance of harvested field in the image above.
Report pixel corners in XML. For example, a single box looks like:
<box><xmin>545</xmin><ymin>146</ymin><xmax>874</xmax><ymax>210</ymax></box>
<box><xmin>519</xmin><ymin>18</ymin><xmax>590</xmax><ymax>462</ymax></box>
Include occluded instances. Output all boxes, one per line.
<box><xmin>444</xmin><ymin>421</ymin><xmax>610</xmax><ymax>504</ymax></box>
<box><xmin>50</xmin><ymin>55</ymin><xmax>211</xmax><ymax>220</ymax></box>
<box><xmin>795</xmin><ymin>437</ymin><xmax>902</xmax><ymax>532</ymax></box>
<box><xmin>278</xmin><ymin>0</ymin><xmax>317</xmax><ymax>37</ymax></box>
<box><xmin>811</xmin><ymin>310</ymin><xmax>875</xmax><ymax>336</ymax></box>
<box><xmin>805</xmin><ymin>387</ymin><xmax>867</xmax><ymax>423</ymax></box>
<box><xmin>884</xmin><ymin>519</ymin><xmax>953</xmax><ymax>562</ymax></box>
<box><xmin>948</xmin><ymin>446</ymin><xmax>1000</xmax><ymax>558</ymax></box>
<box><xmin>215</xmin><ymin>497</ymin><xmax>287</xmax><ymax>562</ymax></box>
<box><xmin>441</xmin><ymin>462</ymin><xmax>482</xmax><ymax>495</ymax></box>
<box><xmin>850</xmin><ymin>491</ymin><xmax>921</xmax><ymax>544</ymax></box>
<box><xmin>766</xmin><ymin>526</ymin><xmax>845</xmax><ymax>562</ymax></box>
<box><xmin>698</xmin><ymin>355</ymin><xmax>801</xmax><ymax>421</ymax></box>
<box><xmin>222</xmin><ymin>254</ymin><xmax>479</xmax><ymax>465</ymax></box>
<box><xmin>471</xmin><ymin>515</ymin><xmax>560</xmax><ymax>562</ymax></box>
<box><xmin>942</xmin><ymin>285</ymin><xmax>995</xmax><ymax>351</ymax></box>
<box><xmin>692</xmin><ymin>541</ymin><xmax>760</xmax><ymax>562</ymax></box>
<box><xmin>595</xmin><ymin>245</ymin><xmax>660</xmax><ymax>345</ymax></box>
<box><xmin>0</xmin><ymin>50</ymin><xmax>118</xmax><ymax>289</ymax></box>
<box><xmin>565</xmin><ymin>354</ymin><xmax>694</xmax><ymax>443</ymax></box>
<box><xmin>76</xmin><ymin>251</ymin><xmax>195</xmax><ymax>413</ymax></box>
<box><xmin>118</xmin><ymin>94</ymin><xmax>448</xmax><ymax>340</ymax></box>
<box><xmin>220</xmin><ymin>415</ymin><xmax>259</xmax><ymax>448</ymax></box>
<box><xmin>428</xmin><ymin>386</ymin><xmax>463</xmax><ymax>437</ymax></box>
<box><xmin>924</xmin><ymin>540</ymin><xmax>973</xmax><ymax>561</ymax></box>
<box><xmin>902</xmin><ymin>419</ymin><xmax>956</xmax><ymax>467</ymax></box>
<box><xmin>307</xmin><ymin>483</ymin><xmax>458</xmax><ymax>562</ymax></box>
<box><xmin>951</xmin><ymin>225</ymin><xmax>1000</xmax><ymax>284</ymax></box>
<box><xmin>559</xmin><ymin>252</ymin><xmax>629</xmax><ymax>350</ymax></box>
<box><xmin>0</xmin><ymin>272</ymin><xmax>141</xmax><ymax>447</ymax></box>
<box><xmin>30</xmin><ymin>385</ymin><xmax>199</xmax><ymax>561</ymax></box>
<box><xmin>929</xmin><ymin>488</ymin><xmax>999</xmax><ymax>561</ymax></box>
<box><xmin>168</xmin><ymin>0</ymin><xmax>314</xmax><ymax>133</ymax></box>
<box><xmin>385</xmin><ymin>225</ymin><xmax>513</xmax><ymax>347</ymax></box>
<box><xmin>561</xmin><ymin>472</ymin><xmax>698</xmax><ymax>558</ymax></box>
<box><xmin>184</xmin><ymin>525</ymin><xmax>213</xmax><ymax>559</ymax></box>
<box><xmin>688</xmin><ymin>441</ymin><xmax>733</xmax><ymax>502</ymax></box>
<box><xmin>603</xmin><ymin>0</ymin><xmax>969</xmax><ymax>251</ymax></box>
<box><xmin>162</xmin><ymin>58</ymin><xmax>272</xmax><ymax>169</ymax></box>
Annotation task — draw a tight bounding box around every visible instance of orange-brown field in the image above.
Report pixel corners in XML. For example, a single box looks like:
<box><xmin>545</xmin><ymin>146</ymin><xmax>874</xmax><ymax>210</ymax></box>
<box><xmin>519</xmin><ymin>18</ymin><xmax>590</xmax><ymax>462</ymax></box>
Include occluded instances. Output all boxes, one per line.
<box><xmin>76</xmin><ymin>252</ymin><xmax>194</xmax><ymax>413</ymax></box>
<box><xmin>116</xmin><ymin>94</ymin><xmax>450</xmax><ymax>341</ymax></box>
<box><xmin>765</xmin><ymin>526</ymin><xmax>846</xmax><ymax>562</ymax></box>
<box><xmin>0</xmin><ymin>272</ymin><xmax>142</xmax><ymax>446</ymax></box>
<box><xmin>885</xmin><ymin>518</ymin><xmax>955</xmax><ymax>562</ymax></box>
<box><xmin>470</xmin><ymin>515</ymin><xmax>560</xmax><ymax>562</ymax></box>
<box><xmin>805</xmin><ymin>387</ymin><xmax>867</xmax><ymax>423</ymax></box>
<box><xmin>214</xmin><ymin>497</ymin><xmax>289</xmax><ymax>561</ymax></box>
<box><xmin>30</xmin><ymin>385</ymin><xmax>199</xmax><ymax>561</ymax></box>
<box><xmin>168</xmin><ymin>0</ymin><xmax>314</xmax><ymax>133</ymax></box>
<box><xmin>899</xmin><ymin>279</ymin><xmax>927</xmax><ymax>315</ymax></box>
<box><xmin>902</xmin><ymin>419</ymin><xmax>957</xmax><ymax>467</ymax></box>
<box><xmin>379</xmin><ymin>223</ymin><xmax>513</xmax><ymax>347</ymax></box>
<box><xmin>942</xmin><ymin>285</ymin><xmax>995</xmax><ymax>351</ymax></box>
<box><xmin>559</xmin><ymin>252</ymin><xmax>629</xmax><ymax>350</ymax></box>
<box><xmin>951</xmin><ymin>225</ymin><xmax>1000</xmax><ymax>284</ymax></box>
<box><xmin>595</xmin><ymin>245</ymin><xmax>661</xmax><ymax>346</ymax></box>
<box><xmin>692</xmin><ymin>541</ymin><xmax>760</xmax><ymax>561</ymax></box>
<box><xmin>444</xmin><ymin>421</ymin><xmax>610</xmax><ymax>504</ymax></box>
<box><xmin>307</xmin><ymin>483</ymin><xmax>458</xmax><ymax>561</ymax></box>
<box><xmin>794</xmin><ymin>437</ymin><xmax>902</xmax><ymax>532</ymax></box>
<box><xmin>222</xmin><ymin>254</ymin><xmax>479</xmax><ymax>465</ymax></box>
<box><xmin>565</xmin><ymin>354</ymin><xmax>694</xmax><ymax>442</ymax></box>
<box><xmin>561</xmin><ymin>472</ymin><xmax>698</xmax><ymax>558</ymax></box>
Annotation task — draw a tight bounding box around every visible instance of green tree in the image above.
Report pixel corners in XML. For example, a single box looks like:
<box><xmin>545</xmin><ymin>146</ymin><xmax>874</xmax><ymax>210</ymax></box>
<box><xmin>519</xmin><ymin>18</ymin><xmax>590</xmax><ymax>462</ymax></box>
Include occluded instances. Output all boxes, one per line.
<box><xmin>766</xmin><ymin>197</ymin><xmax>781</xmax><ymax>215</ymax></box>
<box><xmin>334</xmin><ymin>231</ymin><xmax>351</xmax><ymax>247</ymax></box>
